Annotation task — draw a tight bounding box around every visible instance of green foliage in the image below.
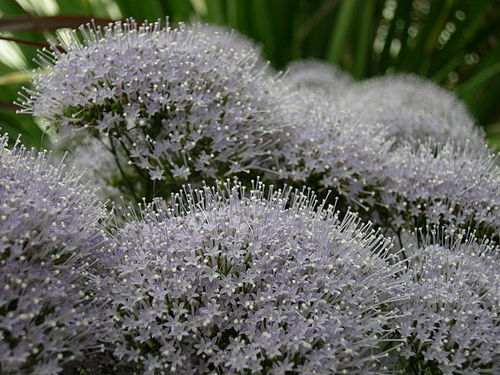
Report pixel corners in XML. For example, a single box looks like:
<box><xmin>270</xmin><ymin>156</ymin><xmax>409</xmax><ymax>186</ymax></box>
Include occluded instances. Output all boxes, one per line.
<box><xmin>0</xmin><ymin>0</ymin><xmax>498</xmax><ymax>148</ymax></box>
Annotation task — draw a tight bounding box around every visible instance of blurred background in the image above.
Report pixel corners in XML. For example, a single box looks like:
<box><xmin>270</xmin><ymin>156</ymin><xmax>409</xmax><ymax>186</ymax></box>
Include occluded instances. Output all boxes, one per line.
<box><xmin>0</xmin><ymin>0</ymin><xmax>499</xmax><ymax>148</ymax></box>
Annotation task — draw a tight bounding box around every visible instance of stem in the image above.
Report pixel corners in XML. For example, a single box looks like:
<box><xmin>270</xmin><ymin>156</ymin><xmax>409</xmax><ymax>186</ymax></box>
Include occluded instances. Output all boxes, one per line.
<box><xmin>0</xmin><ymin>36</ymin><xmax>59</xmax><ymax>51</ymax></box>
<box><xmin>114</xmin><ymin>133</ymin><xmax>155</xmax><ymax>202</ymax></box>
<box><xmin>108</xmin><ymin>134</ymin><xmax>139</xmax><ymax>202</ymax></box>
<box><xmin>409</xmin><ymin>355</ymin><xmax>420</xmax><ymax>375</ymax></box>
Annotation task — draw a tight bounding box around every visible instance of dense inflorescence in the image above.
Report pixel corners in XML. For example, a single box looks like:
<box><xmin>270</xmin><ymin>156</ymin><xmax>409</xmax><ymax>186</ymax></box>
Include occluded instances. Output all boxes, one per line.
<box><xmin>285</xmin><ymin>59</ymin><xmax>353</xmax><ymax>98</ymax></box>
<box><xmin>17</xmin><ymin>19</ymin><xmax>289</xmax><ymax>201</ymax></box>
<box><xmin>279</xmin><ymin>80</ymin><xmax>499</xmax><ymax>244</ymax></box>
<box><xmin>98</xmin><ymin>182</ymin><xmax>405</xmax><ymax>374</ymax></box>
<box><xmin>338</xmin><ymin>74</ymin><xmax>485</xmax><ymax>146</ymax></box>
<box><xmin>0</xmin><ymin>134</ymin><xmax>108</xmax><ymax>375</ymax></box>
<box><xmin>279</xmin><ymin>87</ymin><xmax>394</xmax><ymax>209</ymax></box>
<box><xmin>379</xmin><ymin>140</ymin><xmax>500</xmax><ymax>242</ymax></box>
<box><xmin>395</xmin><ymin>233</ymin><xmax>499</xmax><ymax>374</ymax></box>
<box><xmin>10</xmin><ymin>17</ymin><xmax>500</xmax><ymax>374</ymax></box>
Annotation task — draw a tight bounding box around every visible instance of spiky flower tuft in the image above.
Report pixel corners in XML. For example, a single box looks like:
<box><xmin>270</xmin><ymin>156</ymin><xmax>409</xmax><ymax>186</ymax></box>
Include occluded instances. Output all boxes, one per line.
<box><xmin>17</xmin><ymin>19</ymin><xmax>288</xmax><ymax>200</ymax></box>
<box><xmin>98</xmin><ymin>182</ymin><xmax>404</xmax><ymax>374</ymax></box>
<box><xmin>338</xmin><ymin>74</ymin><xmax>485</xmax><ymax>146</ymax></box>
<box><xmin>280</xmin><ymin>84</ymin><xmax>499</xmax><ymax>243</ymax></box>
<box><xmin>381</xmin><ymin>140</ymin><xmax>499</xmax><ymax>242</ymax></box>
<box><xmin>0</xmin><ymin>134</ymin><xmax>108</xmax><ymax>375</ymax></box>
<box><xmin>279</xmin><ymin>88</ymin><xmax>393</xmax><ymax>208</ymax></box>
<box><xmin>395</xmin><ymin>232</ymin><xmax>499</xmax><ymax>374</ymax></box>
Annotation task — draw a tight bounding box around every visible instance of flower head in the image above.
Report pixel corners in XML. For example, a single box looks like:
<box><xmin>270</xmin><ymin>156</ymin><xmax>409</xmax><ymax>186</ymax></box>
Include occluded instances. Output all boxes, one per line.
<box><xmin>338</xmin><ymin>74</ymin><xmax>485</xmax><ymax>146</ymax></box>
<box><xmin>382</xmin><ymin>140</ymin><xmax>499</xmax><ymax>242</ymax></box>
<box><xmin>285</xmin><ymin>59</ymin><xmax>353</xmax><ymax>97</ymax></box>
<box><xmin>99</xmin><ymin>182</ymin><xmax>404</xmax><ymax>374</ymax></box>
<box><xmin>396</xmin><ymin>232</ymin><xmax>499</xmax><ymax>373</ymax></box>
<box><xmin>279</xmin><ymin>83</ymin><xmax>498</xmax><ymax>244</ymax></box>
<box><xmin>18</xmin><ymin>19</ymin><xmax>288</xmax><ymax>199</ymax></box>
<box><xmin>0</xmin><ymin>134</ymin><xmax>107</xmax><ymax>374</ymax></box>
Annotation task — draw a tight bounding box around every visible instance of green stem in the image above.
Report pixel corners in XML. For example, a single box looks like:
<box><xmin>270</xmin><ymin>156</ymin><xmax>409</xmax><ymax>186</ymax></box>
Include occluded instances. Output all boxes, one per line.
<box><xmin>108</xmin><ymin>134</ymin><xmax>139</xmax><ymax>202</ymax></box>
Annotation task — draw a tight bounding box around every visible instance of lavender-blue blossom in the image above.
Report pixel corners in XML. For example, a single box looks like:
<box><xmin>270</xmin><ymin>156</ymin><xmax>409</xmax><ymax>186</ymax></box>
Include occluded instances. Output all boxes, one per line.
<box><xmin>381</xmin><ymin>140</ymin><xmax>499</xmax><ymax>242</ymax></box>
<box><xmin>279</xmin><ymin>82</ymin><xmax>498</xmax><ymax>243</ymax></box>
<box><xmin>98</xmin><ymin>182</ymin><xmax>405</xmax><ymax>374</ymax></box>
<box><xmin>338</xmin><ymin>74</ymin><xmax>485</xmax><ymax>146</ymax></box>
<box><xmin>0</xmin><ymin>134</ymin><xmax>108</xmax><ymax>375</ymax></box>
<box><xmin>17</xmin><ymin>19</ymin><xmax>288</xmax><ymax>200</ymax></box>
<box><xmin>278</xmin><ymin>87</ymin><xmax>394</xmax><ymax>208</ymax></box>
<box><xmin>394</xmin><ymin>233</ymin><xmax>499</xmax><ymax>374</ymax></box>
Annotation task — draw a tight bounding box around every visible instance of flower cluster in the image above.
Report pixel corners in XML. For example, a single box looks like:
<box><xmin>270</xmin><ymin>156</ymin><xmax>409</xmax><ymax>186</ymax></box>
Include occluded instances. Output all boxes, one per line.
<box><xmin>380</xmin><ymin>140</ymin><xmax>499</xmax><ymax>241</ymax></box>
<box><xmin>98</xmin><ymin>182</ymin><xmax>404</xmax><ymax>374</ymax></box>
<box><xmin>279</xmin><ymin>72</ymin><xmax>499</xmax><ymax>244</ymax></box>
<box><xmin>338</xmin><ymin>74</ymin><xmax>485</xmax><ymax>146</ymax></box>
<box><xmin>395</xmin><ymin>233</ymin><xmax>499</xmax><ymax>373</ymax></box>
<box><xmin>0</xmin><ymin>134</ymin><xmax>108</xmax><ymax>374</ymax></box>
<box><xmin>18</xmin><ymin>19</ymin><xmax>289</xmax><ymax>201</ymax></box>
<box><xmin>279</xmin><ymin>85</ymin><xmax>393</xmax><ymax>207</ymax></box>
<box><xmin>10</xmin><ymin>18</ymin><xmax>499</xmax><ymax>375</ymax></box>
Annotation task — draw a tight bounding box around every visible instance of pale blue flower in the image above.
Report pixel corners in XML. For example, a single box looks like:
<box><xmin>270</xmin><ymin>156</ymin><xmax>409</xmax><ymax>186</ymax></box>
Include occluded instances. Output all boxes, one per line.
<box><xmin>99</xmin><ymin>182</ymin><xmax>405</xmax><ymax>374</ymax></box>
<box><xmin>0</xmin><ymin>134</ymin><xmax>108</xmax><ymax>375</ymax></box>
